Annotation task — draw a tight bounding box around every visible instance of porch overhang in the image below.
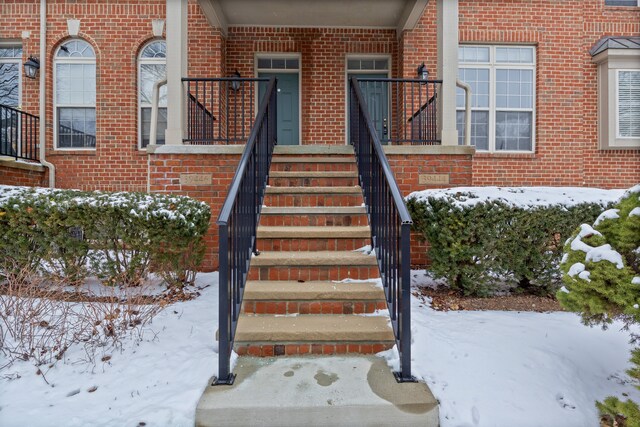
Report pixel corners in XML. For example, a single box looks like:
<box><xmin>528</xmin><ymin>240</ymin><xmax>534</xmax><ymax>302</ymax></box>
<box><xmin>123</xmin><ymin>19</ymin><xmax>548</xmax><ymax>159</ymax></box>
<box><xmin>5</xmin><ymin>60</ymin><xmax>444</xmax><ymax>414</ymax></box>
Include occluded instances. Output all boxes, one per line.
<box><xmin>198</xmin><ymin>0</ymin><xmax>429</xmax><ymax>37</ymax></box>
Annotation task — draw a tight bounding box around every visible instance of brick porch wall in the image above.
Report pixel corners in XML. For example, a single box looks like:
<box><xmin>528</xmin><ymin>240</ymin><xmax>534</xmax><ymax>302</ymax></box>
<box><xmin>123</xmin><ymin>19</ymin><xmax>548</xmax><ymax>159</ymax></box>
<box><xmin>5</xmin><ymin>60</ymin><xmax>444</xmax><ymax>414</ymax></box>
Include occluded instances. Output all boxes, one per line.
<box><xmin>0</xmin><ymin>163</ymin><xmax>48</xmax><ymax>188</ymax></box>
<box><xmin>148</xmin><ymin>152</ymin><xmax>242</xmax><ymax>271</ymax></box>
<box><xmin>386</xmin><ymin>151</ymin><xmax>473</xmax><ymax>266</ymax></box>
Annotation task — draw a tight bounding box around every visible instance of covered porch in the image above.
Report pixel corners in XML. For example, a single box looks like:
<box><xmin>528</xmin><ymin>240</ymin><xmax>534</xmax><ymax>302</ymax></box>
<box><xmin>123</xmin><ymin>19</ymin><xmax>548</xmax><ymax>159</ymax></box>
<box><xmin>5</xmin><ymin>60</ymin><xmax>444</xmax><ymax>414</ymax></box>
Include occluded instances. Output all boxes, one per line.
<box><xmin>156</xmin><ymin>0</ymin><xmax>465</xmax><ymax>149</ymax></box>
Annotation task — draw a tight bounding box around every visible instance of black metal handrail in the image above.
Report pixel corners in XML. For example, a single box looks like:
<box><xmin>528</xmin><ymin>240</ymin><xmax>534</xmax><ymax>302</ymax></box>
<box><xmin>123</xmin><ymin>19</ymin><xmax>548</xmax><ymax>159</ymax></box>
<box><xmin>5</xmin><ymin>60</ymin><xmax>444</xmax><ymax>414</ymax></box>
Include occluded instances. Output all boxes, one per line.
<box><xmin>0</xmin><ymin>104</ymin><xmax>39</xmax><ymax>162</ymax></box>
<box><xmin>215</xmin><ymin>76</ymin><xmax>277</xmax><ymax>385</ymax></box>
<box><xmin>349</xmin><ymin>76</ymin><xmax>414</xmax><ymax>382</ymax></box>
<box><xmin>354</xmin><ymin>78</ymin><xmax>441</xmax><ymax>145</ymax></box>
<box><xmin>182</xmin><ymin>77</ymin><xmax>270</xmax><ymax>145</ymax></box>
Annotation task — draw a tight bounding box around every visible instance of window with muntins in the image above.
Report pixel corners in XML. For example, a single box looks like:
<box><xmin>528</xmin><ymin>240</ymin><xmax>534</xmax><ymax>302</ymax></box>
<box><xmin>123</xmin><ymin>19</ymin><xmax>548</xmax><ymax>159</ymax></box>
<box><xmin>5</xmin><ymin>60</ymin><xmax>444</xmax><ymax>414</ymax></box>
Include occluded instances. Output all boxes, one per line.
<box><xmin>139</xmin><ymin>40</ymin><xmax>166</xmax><ymax>148</ymax></box>
<box><xmin>617</xmin><ymin>70</ymin><xmax>640</xmax><ymax>138</ymax></box>
<box><xmin>55</xmin><ymin>39</ymin><xmax>96</xmax><ymax>149</ymax></box>
<box><xmin>456</xmin><ymin>45</ymin><xmax>536</xmax><ymax>152</ymax></box>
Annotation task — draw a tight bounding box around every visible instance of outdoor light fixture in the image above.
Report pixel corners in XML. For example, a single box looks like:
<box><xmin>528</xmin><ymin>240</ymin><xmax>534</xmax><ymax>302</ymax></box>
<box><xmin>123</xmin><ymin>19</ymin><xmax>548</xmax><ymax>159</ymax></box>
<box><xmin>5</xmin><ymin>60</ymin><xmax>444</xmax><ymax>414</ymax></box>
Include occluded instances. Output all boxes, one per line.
<box><xmin>24</xmin><ymin>56</ymin><xmax>40</xmax><ymax>79</ymax></box>
<box><xmin>417</xmin><ymin>62</ymin><xmax>428</xmax><ymax>81</ymax></box>
<box><xmin>231</xmin><ymin>70</ymin><xmax>241</xmax><ymax>91</ymax></box>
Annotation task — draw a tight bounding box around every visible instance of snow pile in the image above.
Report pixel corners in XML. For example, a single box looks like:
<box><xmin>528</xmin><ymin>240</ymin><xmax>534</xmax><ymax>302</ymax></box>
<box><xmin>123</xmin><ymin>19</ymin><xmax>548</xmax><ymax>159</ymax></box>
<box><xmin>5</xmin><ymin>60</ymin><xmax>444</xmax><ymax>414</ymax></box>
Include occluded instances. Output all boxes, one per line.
<box><xmin>407</xmin><ymin>186</ymin><xmax>625</xmax><ymax>209</ymax></box>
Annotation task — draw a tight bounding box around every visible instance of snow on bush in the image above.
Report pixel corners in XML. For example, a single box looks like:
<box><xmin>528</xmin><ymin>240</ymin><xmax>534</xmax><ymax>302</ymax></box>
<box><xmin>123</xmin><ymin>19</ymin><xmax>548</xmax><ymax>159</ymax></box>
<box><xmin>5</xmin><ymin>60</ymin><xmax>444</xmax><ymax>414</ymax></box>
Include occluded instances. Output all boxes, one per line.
<box><xmin>406</xmin><ymin>186</ymin><xmax>622</xmax><ymax>296</ymax></box>
<box><xmin>558</xmin><ymin>184</ymin><xmax>640</xmax><ymax>425</ymax></box>
<box><xmin>0</xmin><ymin>185</ymin><xmax>211</xmax><ymax>287</ymax></box>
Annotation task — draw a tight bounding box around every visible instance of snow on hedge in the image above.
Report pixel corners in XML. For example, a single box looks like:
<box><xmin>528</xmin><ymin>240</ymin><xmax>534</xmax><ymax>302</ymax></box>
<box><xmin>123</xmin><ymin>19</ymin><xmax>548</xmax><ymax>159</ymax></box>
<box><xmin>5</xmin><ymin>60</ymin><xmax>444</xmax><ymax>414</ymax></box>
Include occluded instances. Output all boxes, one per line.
<box><xmin>407</xmin><ymin>186</ymin><xmax>625</xmax><ymax>209</ymax></box>
<box><xmin>0</xmin><ymin>185</ymin><xmax>210</xmax><ymax>229</ymax></box>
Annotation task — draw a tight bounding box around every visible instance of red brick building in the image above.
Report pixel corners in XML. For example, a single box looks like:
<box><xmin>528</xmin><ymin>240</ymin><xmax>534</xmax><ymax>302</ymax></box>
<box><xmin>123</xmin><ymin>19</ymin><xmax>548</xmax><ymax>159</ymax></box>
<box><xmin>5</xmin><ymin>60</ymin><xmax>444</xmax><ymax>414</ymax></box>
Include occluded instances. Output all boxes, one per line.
<box><xmin>1</xmin><ymin>0</ymin><xmax>639</xmax><ymax>268</ymax></box>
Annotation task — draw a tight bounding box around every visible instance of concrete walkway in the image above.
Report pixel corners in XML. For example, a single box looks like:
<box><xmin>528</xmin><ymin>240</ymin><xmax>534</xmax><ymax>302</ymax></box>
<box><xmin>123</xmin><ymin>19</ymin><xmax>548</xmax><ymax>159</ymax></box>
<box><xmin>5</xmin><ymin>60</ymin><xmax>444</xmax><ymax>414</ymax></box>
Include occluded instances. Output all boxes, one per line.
<box><xmin>196</xmin><ymin>356</ymin><xmax>439</xmax><ymax>426</ymax></box>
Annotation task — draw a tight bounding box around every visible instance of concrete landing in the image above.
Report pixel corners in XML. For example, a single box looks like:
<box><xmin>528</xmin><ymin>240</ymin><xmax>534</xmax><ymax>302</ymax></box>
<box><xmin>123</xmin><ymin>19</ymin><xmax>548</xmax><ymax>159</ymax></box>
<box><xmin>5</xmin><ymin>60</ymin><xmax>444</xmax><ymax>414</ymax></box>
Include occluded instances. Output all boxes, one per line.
<box><xmin>195</xmin><ymin>356</ymin><xmax>439</xmax><ymax>427</ymax></box>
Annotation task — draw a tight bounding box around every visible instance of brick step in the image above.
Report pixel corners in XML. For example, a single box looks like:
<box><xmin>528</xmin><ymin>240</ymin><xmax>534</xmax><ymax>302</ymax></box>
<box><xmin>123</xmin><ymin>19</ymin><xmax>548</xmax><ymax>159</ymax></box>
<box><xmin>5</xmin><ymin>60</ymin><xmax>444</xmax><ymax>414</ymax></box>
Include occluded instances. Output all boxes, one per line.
<box><xmin>264</xmin><ymin>186</ymin><xmax>363</xmax><ymax>207</ymax></box>
<box><xmin>269</xmin><ymin>171</ymin><xmax>359</xmax><ymax>187</ymax></box>
<box><xmin>256</xmin><ymin>226</ymin><xmax>370</xmax><ymax>251</ymax></box>
<box><xmin>259</xmin><ymin>206</ymin><xmax>368</xmax><ymax>227</ymax></box>
<box><xmin>270</xmin><ymin>156</ymin><xmax>356</xmax><ymax>172</ymax></box>
<box><xmin>248</xmin><ymin>250</ymin><xmax>379</xmax><ymax>281</ymax></box>
<box><xmin>234</xmin><ymin>315</ymin><xmax>394</xmax><ymax>357</ymax></box>
<box><xmin>242</xmin><ymin>280</ymin><xmax>386</xmax><ymax>314</ymax></box>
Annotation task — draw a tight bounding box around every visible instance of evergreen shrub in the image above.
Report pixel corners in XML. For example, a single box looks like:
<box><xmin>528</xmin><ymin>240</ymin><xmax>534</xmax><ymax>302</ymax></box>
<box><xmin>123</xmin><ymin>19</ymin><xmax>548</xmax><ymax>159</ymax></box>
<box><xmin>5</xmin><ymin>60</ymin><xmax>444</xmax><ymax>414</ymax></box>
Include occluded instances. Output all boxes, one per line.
<box><xmin>0</xmin><ymin>185</ymin><xmax>210</xmax><ymax>287</ymax></box>
<box><xmin>407</xmin><ymin>189</ymin><xmax>612</xmax><ymax>296</ymax></box>
<box><xmin>558</xmin><ymin>185</ymin><xmax>640</xmax><ymax>426</ymax></box>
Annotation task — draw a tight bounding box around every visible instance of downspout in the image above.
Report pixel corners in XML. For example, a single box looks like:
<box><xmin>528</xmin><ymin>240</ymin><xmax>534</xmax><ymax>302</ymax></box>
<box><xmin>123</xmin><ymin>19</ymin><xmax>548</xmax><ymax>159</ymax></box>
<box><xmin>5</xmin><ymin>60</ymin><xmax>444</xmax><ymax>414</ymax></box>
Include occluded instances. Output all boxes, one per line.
<box><xmin>456</xmin><ymin>78</ymin><xmax>472</xmax><ymax>147</ymax></box>
<box><xmin>147</xmin><ymin>79</ymin><xmax>167</xmax><ymax>192</ymax></box>
<box><xmin>39</xmin><ymin>0</ymin><xmax>55</xmax><ymax>187</ymax></box>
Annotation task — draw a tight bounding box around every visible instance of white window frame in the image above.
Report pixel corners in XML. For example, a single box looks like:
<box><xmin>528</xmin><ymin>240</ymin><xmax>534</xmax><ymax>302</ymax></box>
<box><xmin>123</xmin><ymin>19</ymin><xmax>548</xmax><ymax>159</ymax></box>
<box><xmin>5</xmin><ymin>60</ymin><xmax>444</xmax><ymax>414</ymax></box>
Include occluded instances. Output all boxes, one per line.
<box><xmin>458</xmin><ymin>45</ymin><xmax>536</xmax><ymax>153</ymax></box>
<box><xmin>0</xmin><ymin>43</ymin><xmax>22</xmax><ymax>108</ymax></box>
<box><xmin>615</xmin><ymin>69</ymin><xmax>640</xmax><ymax>139</ymax></box>
<box><xmin>138</xmin><ymin>39</ymin><xmax>167</xmax><ymax>150</ymax></box>
<box><xmin>53</xmin><ymin>39</ymin><xmax>96</xmax><ymax>151</ymax></box>
<box><xmin>344</xmin><ymin>54</ymin><xmax>392</xmax><ymax>145</ymax></box>
<box><xmin>592</xmin><ymin>48</ymin><xmax>640</xmax><ymax>149</ymax></box>
<box><xmin>254</xmin><ymin>52</ymin><xmax>302</xmax><ymax>145</ymax></box>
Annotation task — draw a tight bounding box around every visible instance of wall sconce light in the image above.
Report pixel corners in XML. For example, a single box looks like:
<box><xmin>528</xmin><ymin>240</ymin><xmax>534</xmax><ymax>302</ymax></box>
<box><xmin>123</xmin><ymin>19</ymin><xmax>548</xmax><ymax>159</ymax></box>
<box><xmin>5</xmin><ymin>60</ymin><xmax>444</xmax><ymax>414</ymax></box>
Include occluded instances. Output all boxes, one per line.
<box><xmin>24</xmin><ymin>56</ymin><xmax>40</xmax><ymax>79</ymax></box>
<box><xmin>417</xmin><ymin>62</ymin><xmax>428</xmax><ymax>81</ymax></box>
<box><xmin>231</xmin><ymin>70</ymin><xmax>241</xmax><ymax>91</ymax></box>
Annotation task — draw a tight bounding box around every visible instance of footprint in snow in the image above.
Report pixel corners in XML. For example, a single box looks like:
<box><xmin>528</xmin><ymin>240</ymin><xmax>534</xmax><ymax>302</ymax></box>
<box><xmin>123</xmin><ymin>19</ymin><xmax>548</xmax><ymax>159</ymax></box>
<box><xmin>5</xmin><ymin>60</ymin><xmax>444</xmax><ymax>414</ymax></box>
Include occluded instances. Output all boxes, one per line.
<box><xmin>555</xmin><ymin>393</ymin><xmax>576</xmax><ymax>410</ymax></box>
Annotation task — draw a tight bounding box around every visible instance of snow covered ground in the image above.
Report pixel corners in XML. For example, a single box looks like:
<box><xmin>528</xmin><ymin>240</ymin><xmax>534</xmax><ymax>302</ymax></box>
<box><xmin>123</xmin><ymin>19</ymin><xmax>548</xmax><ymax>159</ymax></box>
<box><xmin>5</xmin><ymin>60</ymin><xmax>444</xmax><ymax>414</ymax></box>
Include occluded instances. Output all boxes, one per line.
<box><xmin>0</xmin><ymin>273</ymin><xmax>220</xmax><ymax>427</ymax></box>
<box><xmin>1</xmin><ymin>270</ymin><xmax>638</xmax><ymax>427</ymax></box>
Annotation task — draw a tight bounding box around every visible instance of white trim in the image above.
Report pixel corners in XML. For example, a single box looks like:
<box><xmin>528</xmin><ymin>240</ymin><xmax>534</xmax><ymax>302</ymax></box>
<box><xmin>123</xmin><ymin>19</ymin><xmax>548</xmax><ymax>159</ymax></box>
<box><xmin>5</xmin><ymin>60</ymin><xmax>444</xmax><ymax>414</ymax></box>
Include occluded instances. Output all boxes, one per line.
<box><xmin>458</xmin><ymin>44</ymin><xmax>536</xmax><ymax>153</ymax></box>
<box><xmin>615</xmin><ymin>69</ymin><xmax>640</xmax><ymax>139</ymax></box>
<box><xmin>53</xmin><ymin>39</ymin><xmax>96</xmax><ymax>151</ymax></box>
<box><xmin>343</xmin><ymin>53</ymin><xmax>392</xmax><ymax>145</ymax></box>
<box><xmin>138</xmin><ymin>39</ymin><xmax>167</xmax><ymax>150</ymax></box>
<box><xmin>254</xmin><ymin>52</ymin><xmax>302</xmax><ymax>145</ymax></box>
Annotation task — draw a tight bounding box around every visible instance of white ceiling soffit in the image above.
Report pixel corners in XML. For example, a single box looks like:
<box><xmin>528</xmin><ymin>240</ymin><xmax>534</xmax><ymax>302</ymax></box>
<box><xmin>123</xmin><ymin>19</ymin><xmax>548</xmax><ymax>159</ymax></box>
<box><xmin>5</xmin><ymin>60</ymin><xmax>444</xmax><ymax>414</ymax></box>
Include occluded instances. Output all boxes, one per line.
<box><xmin>199</xmin><ymin>0</ymin><xmax>429</xmax><ymax>36</ymax></box>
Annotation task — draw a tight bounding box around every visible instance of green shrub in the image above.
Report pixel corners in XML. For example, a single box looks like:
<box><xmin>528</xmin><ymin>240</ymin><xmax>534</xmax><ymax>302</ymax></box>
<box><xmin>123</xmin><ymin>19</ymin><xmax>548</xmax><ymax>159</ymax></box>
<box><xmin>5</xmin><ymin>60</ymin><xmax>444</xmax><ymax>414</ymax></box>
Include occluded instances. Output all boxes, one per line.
<box><xmin>0</xmin><ymin>185</ymin><xmax>211</xmax><ymax>287</ymax></box>
<box><xmin>407</xmin><ymin>187</ymin><xmax>615</xmax><ymax>296</ymax></box>
<box><xmin>557</xmin><ymin>185</ymin><xmax>640</xmax><ymax>425</ymax></box>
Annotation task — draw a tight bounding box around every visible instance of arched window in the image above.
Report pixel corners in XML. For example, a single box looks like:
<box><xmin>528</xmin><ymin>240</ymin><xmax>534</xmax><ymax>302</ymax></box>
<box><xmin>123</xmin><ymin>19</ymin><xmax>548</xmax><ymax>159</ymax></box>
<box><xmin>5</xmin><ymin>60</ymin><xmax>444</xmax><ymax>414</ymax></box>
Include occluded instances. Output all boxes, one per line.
<box><xmin>138</xmin><ymin>40</ymin><xmax>166</xmax><ymax>148</ymax></box>
<box><xmin>54</xmin><ymin>39</ymin><xmax>96</xmax><ymax>149</ymax></box>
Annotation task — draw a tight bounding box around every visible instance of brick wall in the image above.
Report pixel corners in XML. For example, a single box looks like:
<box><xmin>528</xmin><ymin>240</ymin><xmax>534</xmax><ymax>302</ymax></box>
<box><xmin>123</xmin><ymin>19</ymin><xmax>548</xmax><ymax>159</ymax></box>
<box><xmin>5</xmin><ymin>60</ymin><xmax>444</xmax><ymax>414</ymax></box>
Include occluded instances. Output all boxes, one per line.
<box><xmin>226</xmin><ymin>27</ymin><xmax>398</xmax><ymax>145</ymax></box>
<box><xmin>386</xmin><ymin>152</ymin><xmax>473</xmax><ymax>265</ymax></box>
<box><xmin>148</xmin><ymin>152</ymin><xmax>242</xmax><ymax>271</ymax></box>
<box><xmin>402</xmin><ymin>0</ymin><xmax>640</xmax><ymax>189</ymax></box>
<box><xmin>0</xmin><ymin>163</ymin><xmax>47</xmax><ymax>188</ymax></box>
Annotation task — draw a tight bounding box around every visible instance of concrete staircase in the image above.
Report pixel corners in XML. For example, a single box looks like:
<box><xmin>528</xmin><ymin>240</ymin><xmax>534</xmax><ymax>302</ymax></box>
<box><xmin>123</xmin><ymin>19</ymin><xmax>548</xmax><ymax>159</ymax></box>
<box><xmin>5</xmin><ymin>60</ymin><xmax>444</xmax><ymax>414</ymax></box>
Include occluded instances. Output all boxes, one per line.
<box><xmin>234</xmin><ymin>149</ymin><xmax>395</xmax><ymax>357</ymax></box>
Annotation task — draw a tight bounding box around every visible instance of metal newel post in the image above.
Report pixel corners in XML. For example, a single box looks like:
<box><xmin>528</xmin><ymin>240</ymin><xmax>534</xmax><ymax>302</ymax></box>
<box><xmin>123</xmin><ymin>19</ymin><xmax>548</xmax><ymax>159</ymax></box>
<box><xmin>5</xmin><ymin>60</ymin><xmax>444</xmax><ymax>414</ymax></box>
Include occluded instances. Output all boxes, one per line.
<box><xmin>399</xmin><ymin>222</ymin><xmax>414</xmax><ymax>382</ymax></box>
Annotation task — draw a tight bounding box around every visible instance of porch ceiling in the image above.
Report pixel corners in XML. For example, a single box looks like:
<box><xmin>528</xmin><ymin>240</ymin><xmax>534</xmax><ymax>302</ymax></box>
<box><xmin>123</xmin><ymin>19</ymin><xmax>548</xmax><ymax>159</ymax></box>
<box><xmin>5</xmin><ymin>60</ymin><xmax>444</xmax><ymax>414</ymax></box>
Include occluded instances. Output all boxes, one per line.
<box><xmin>199</xmin><ymin>0</ymin><xmax>428</xmax><ymax>36</ymax></box>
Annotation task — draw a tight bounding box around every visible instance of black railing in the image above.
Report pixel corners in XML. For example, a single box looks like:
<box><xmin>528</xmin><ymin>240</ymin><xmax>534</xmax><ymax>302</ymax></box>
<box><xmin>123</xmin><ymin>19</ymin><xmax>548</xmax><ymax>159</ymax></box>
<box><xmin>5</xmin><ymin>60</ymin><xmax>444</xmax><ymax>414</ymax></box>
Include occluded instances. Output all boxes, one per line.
<box><xmin>354</xmin><ymin>78</ymin><xmax>441</xmax><ymax>145</ymax></box>
<box><xmin>215</xmin><ymin>76</ymin><xmax>277</xmax><ymax>385</ymax></box>
<box><xmin>182</xmin><ymin>77</ymin><xmax>270</xmax><ymax>145</ymax></box>
<box><xmin>349</xmin><ymin>77</ymin><xmax>414</xmax><ymax>382</ymax></box>
<box><xmin>0</xmin><ymin>104</ymin><xmax>39</xmax><ymax>162</ymax></box>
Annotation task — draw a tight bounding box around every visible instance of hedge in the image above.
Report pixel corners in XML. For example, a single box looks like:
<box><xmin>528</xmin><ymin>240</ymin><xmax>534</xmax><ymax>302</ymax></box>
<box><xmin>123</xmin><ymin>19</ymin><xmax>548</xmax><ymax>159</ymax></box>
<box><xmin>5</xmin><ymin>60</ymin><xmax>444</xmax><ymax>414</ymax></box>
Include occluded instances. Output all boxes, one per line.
<box><xmin>406</xmin><ymin>187</ymin><xmax>619</xmax><ymax>296</ymax></box>
<box><xmin>0</xmin><ymin>185</ymin><xmax>211</xmax><ymax>287</ymax></box>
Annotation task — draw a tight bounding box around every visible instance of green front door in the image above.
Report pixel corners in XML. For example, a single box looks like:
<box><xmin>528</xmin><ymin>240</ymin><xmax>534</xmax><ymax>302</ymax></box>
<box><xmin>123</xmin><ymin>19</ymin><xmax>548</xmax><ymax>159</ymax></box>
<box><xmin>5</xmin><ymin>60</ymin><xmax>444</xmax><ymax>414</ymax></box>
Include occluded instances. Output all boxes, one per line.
<box><xmin>349</xmin><ymin>73</ymin><xmax>389</xmax><ymax>144</ymax></box>
<box><xmin>259</xmin><ymin>72</ymin><xmax>299</xmax><ymax>145</ymax></box>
